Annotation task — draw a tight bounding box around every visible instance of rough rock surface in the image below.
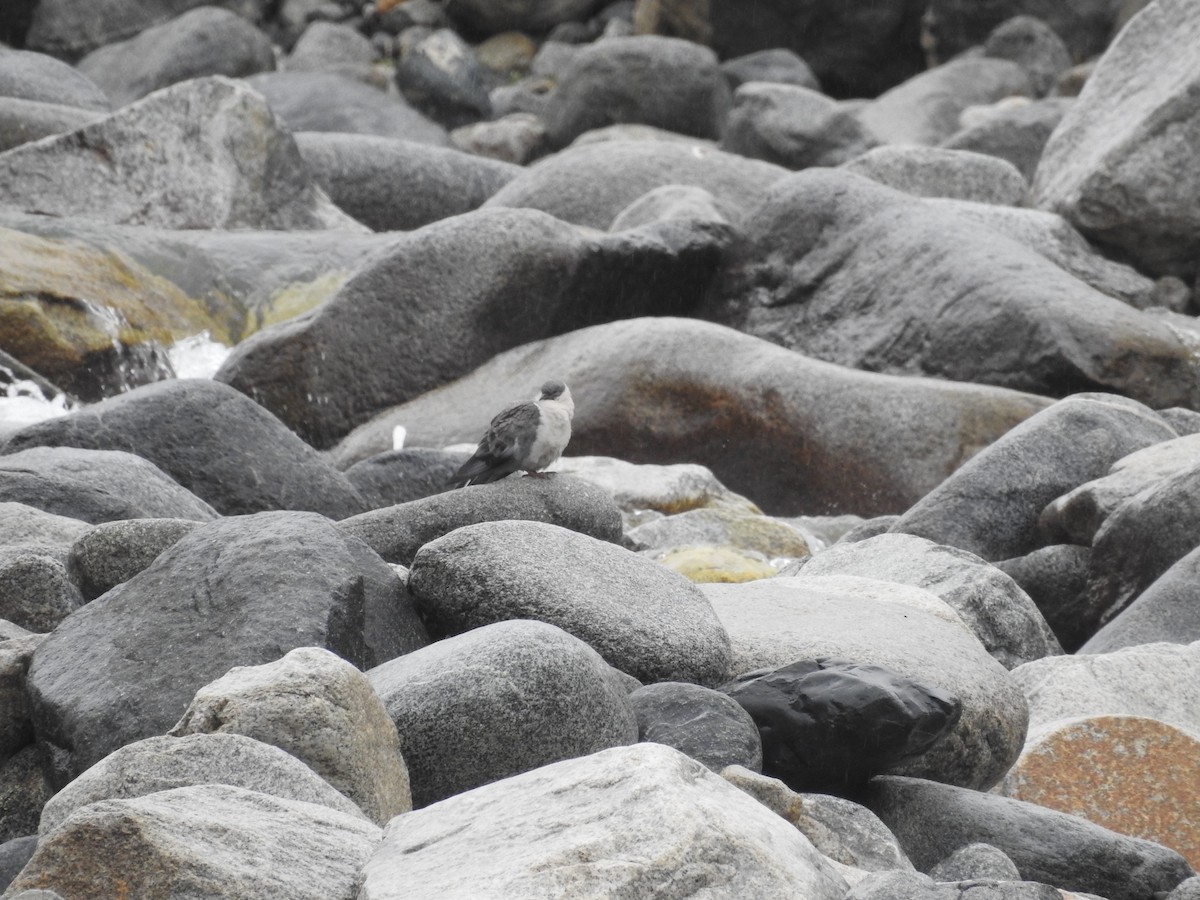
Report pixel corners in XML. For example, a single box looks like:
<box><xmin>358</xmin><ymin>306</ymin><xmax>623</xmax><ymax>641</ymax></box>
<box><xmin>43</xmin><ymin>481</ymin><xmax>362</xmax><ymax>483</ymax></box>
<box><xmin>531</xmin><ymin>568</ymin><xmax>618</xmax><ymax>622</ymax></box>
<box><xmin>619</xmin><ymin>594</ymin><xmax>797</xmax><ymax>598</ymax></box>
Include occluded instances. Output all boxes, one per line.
<box><xmin>841</xmin><ymin>145</ymin><xmax>1029</xmax><ymax>206</ymax></box>
<box><xmin>1082</xmin><ymin>544</ymin><xmax>1200</xmax><ymax>653</ymax></box>
<box><xmin>67</xmin><ymin>517</ymin><xmax>200</xmax><ymax>601</ymax></box>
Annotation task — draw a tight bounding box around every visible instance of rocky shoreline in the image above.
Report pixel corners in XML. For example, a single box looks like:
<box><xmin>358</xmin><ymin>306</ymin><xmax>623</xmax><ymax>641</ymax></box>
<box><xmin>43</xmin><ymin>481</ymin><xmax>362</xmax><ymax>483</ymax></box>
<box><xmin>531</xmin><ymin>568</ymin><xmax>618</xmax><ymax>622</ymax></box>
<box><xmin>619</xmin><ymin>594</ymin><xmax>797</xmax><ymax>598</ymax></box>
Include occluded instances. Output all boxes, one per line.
<box><xmin>2</xmin><ymin>0</ymin><xmax>1200</xmax><ymax>897</ymax></box>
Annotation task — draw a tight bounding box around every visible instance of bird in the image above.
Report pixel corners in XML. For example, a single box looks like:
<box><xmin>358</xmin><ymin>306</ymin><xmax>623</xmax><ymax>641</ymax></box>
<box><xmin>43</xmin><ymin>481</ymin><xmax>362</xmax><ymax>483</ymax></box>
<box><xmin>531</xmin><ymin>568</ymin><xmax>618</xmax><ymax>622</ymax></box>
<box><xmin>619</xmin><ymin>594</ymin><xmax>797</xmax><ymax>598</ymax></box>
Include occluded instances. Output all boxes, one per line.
<box><xmin>449</xmin><ymin>380</ymin><xmax>575</xmax><ymax>487</ymax></box>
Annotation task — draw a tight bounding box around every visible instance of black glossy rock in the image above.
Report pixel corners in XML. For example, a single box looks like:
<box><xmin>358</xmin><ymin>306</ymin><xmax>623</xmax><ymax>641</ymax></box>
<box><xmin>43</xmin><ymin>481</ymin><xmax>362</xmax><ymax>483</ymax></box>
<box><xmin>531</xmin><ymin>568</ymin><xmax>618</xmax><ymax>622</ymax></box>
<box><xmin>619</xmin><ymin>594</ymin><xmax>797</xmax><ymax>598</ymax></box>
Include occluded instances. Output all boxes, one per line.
<box><xmin>721</xmin><ymin>658</ymin><xmax>961</xmax><ymax>794</ymax></box>
<box><xmin>631</xmin><ymin>681</ymin><xmax>761</xmax><ymax>772</ymax></box>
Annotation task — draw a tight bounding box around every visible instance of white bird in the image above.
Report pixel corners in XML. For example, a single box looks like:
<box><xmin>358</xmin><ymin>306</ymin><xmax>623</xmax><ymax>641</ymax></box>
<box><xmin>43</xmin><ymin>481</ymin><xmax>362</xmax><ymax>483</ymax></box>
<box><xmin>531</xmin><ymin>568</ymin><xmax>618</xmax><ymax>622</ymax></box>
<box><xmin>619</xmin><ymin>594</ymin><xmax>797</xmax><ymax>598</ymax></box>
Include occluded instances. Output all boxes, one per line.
<box><xmin>449</xmin><ymin>380</ymin><xmax>574</xmax><ymax>487</ymax></box>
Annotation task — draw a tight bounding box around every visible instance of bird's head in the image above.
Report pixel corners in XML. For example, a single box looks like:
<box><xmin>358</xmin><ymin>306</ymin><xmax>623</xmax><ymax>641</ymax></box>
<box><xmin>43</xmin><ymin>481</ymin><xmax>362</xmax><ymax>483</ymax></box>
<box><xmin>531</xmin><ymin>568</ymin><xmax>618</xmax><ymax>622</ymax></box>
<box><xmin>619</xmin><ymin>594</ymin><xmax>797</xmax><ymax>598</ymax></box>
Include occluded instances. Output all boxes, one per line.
<box><xmin>539</xmin><ymin>380</ymin><xmax>574</xmax><ymax>416</ymax></box>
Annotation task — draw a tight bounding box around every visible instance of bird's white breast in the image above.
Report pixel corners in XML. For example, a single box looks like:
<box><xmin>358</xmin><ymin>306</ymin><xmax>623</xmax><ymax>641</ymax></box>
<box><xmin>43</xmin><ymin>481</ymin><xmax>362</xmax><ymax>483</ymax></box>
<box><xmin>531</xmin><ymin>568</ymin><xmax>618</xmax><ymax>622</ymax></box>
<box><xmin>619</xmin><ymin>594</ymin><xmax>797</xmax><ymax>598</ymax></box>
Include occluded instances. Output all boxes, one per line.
<box><xmin>525</xmin><ymin>399</ymin><xmax>573</xmax><ymax>471</ymax></box>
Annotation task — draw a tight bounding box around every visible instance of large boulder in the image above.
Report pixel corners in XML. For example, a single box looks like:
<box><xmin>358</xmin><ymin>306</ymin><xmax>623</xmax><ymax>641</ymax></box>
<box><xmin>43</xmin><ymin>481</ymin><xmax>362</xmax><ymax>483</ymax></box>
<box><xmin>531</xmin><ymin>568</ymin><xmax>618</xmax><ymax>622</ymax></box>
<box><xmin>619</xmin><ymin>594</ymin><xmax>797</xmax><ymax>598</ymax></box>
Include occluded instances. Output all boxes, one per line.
<box><xmin>484</xmin><ymin>139</ymin><xmax>788</xmax><ymax>229</ymax></box>
<box><xmin>8</xmin><ymin>784</ymin><xmax>379</xmax><ymax>900</ymax></box>
<box><xmin>336</xmin><ymin>473</ymin><xmax>622</xmax><ymax>564</ymax></box>
<box><xmin>409</xmin><ymin>520</ymin><xmax>732</xmax><ymax>684</ymax></box>
<box><xmin>294</xmin><ymin>131</ymin><xmax>519</xmax><ymax>232</ymax></box>
<box><xmin>367</xmin><ymin>620</ymin><xmax>638</xmax><ymax>808</ymax></box>
<box><xmin>1031</xmin><ymin>0</ymin><xmax>1200</xmax><ymax>280</ymax></box>
<box><xmin>1082</xmin><ymin>544</ymin><xmax>1200</xmax><ymax>653</ymax></box>
<box><xmin>215</xmin><ymin>209</ymin><xmax>729</xmax><ymax>448</ymax></box>
<box><xmin>0</xmin><ymin>77</ymin><xmax>362</xmax><ymax>231</ymax></box>
<box><xmin>704</xmin><ymin>169</ymin><xmax>1200</xmax><ymax>410</ymax></box>
<box><xmin>331</xmin><ymin>318</ymin><xmax>1050</xmax><ymax>517</ymax></box>
<box><xmin>889</xmin><ymin>395</ymin><xmax>1177</xmax><ymax>561</ymax></box>
<box><xmin>941</xmin><ymin>97</ymin><xmax>1071</xmax><ymax>181</ymax></box>
<box><xmin>0</xmin><ymin>446</ymin><xmax>218</xmax><ymax>524</ymax></box>
<box><xmin>360</xmin><ymin>742</ymin><xmax>848</xmax><ymax>898</ymax></box>
<box><xmin>2</xmin><ymin>379</ymin><xmax>367</xmax><ymax>519</ymax></box>
<box><xmin>26</xmin><ymin>512</ymin><xmax>426</xmax><ymax>780</ymax></box>
<box><xmin>544</xmin><ymin>36</ymin><xmax>730</xmax><ymax>148</ymax></box>
<box><xmin>76</xmin><ymin>6</ymin><xmax>275</xmax><ymax>107</ymax></box>
<box><xmin>704</xmin><ymin>578</ymin><xmax>1029</xmax><ymax>791</ymax></box>
<box><xmin>841</xmin><ymin>145</ymin><xmax>1029</xmax><ymax>206</ymax></box>
<box><xmin>0</xmin><ymin>49</ymin><xmax>110</xmax><ymax>110</ymax></box>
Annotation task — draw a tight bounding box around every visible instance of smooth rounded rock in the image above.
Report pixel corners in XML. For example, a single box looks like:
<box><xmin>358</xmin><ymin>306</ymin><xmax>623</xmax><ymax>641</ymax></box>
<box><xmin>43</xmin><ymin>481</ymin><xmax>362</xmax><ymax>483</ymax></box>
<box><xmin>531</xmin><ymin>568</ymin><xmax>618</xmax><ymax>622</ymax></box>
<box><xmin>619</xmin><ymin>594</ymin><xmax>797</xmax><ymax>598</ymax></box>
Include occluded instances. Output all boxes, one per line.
<box><xmin>842</xmin><ymin>145</ymin><xmax>1028</xmax><ymax>206</ymax></box>
<box><xmin>631</xmin><ymin>681</ymin><xmax>762</xmax><ymax>772</ymax></box>
<box><xmin>67</xmin><ymin>518</ymin><xmax>200</xmax><ymax>602</ymax></box>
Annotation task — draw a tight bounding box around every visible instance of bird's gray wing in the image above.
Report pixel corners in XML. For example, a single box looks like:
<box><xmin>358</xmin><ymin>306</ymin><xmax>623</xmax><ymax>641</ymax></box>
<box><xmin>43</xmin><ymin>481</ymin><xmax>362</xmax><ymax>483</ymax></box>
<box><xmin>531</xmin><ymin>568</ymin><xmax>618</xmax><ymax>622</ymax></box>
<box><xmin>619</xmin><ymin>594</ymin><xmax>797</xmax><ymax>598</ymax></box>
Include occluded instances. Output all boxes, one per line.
<box><xmin>449</xmin><ymin>401</ymin><xmax>540</xmax><ymax>486</ymax></box>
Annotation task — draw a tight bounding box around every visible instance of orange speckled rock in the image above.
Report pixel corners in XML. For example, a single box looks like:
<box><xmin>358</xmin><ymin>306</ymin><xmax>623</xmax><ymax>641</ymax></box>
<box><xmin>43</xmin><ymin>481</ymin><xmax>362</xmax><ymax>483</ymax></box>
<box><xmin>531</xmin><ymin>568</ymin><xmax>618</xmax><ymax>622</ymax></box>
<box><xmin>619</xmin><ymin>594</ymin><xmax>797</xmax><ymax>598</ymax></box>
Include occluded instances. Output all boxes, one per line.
<box><xmin>1000</xmin><ymin>714</ymin><xmax>1200</xmax><ymax>869</ymax></box>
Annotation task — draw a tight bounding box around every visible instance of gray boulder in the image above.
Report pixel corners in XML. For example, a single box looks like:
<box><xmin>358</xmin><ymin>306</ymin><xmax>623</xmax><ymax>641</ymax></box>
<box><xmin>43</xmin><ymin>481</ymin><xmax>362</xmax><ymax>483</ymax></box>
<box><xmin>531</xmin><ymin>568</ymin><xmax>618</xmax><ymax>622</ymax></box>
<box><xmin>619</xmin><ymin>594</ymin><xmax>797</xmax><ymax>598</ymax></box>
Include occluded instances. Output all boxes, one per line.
<box><xmin>0</xmin><ymin>552</ymin><xmax>81</xmax><ymax>633</ymax></box>
<box><xmin>544</xmin><ymin>35</ymin><xmax>730</xmax><ymax>148</ymax></box>
<box><xmin>0</xmin><ymin>835</ymin><xmax>37</xmax><ymax>892</ymax></box>
<box><xmin>0</xmin><ymin>744</ymin><xmax>51</xmax><ymax>843</ymax></box>
<box><xmin>284</xmin><ymin>21</ymin><xmax>376</xmax><ymax>74</ymax></box>
<box><xmin>793</xmin><ymin>533</ymin><xmax>1061</xmax><ymax>668</ymax></box>
<box><xmin>367</xmin><ymin>620</ymin><xmax>638</xmax><ymax>808</ymax></box>
<box><xmin>921</xmin><ymin>0</ymin><xmax>1115</xmax><ymax>66</ymax></box>
<box><xmin>26</xmin><ymin>511</ymin><xmax>427</xmax><ymax>779</ymax></box>
<box><xmin>0</xmin><ymin>77</ymin><xmax>362</xmax><ymax>231</ymax></box>
<box><xmin>890</xmin><ymin>395</ymin><xmax>1177</xmax><ymax>561</ymax></box>
<box><xmin>864</xmin><ymin>775</ymin><xmax>1194</xmax><ymax>900</ymax></box>
<box><xmin>845</xmin><ymin>871</ymin><xmax>1060</xmax><ymax>899</ymax></box>
<box><xmin>0</xmin><ymin>446</ymin><xmax>218</xmax><ymax>525</ymax></box>
<box><xmin>0</xmin><ymin>49</ymin><xmax>109</xmax><ymax>110</ymax></box>
<box><xmin>336</xmin><ymin>474</ymin><xmax>623</xmax><ymax>564</ymax></box>
<box><xmin>2</xmin><ymin>379</ymin><xmax>368</xmax><ymax>519</ymax></box>
<box><xmin>484</xmin><ymin>138</ymin><xmax>788</xmax><ymax>229</ymax></box>
<box><xmin>703</xmin><ymin>579</ymin><xmax>1029</xmax><ymax>790</ymax></box>
<box><xmin>358</xmin><ymin>742</ymin><xmax>848</xmax><ymax>898</ymax></box>
<box><xmin>342</xmin><ymin>448</ymin><xmax>470</xmax><ymax>508</ymax></box>
<box><xmin>982</xmin><ymin>15</ymin><xmax>1073</xmax><ymax>98</ymax></box>
<box><xmin>704</xmin><ymin>169</ymin><xmax>1200</xmax><ymax>409</ymax></box>
<box><xmin>941</xmin><ymin>98</ymin><xmax>1071</xmax><ymax>181</ymax></box>
<box><xmin>245</xmin><ymin>71</ymin><xmax>448</xmax><ymax>145</ymax></box>
<box><xmin>8</xmin><ymin>784</ymin><xmax>379</xmax><ymax>900</ymax></box>
<box><xmin>1031</xmin><ymin>0</ymin><xmax>1200</xmax><ymax>280</ymax></box>
<box><xmin>1081</xmin><ymin>460</ymin><xmax>1200</xmax><ymax>633</ymax></box>
<box><xmin>995</xmin><ymin>544</ymin><xmax>1093</xmax><ymax>651</ymax></box>
<box><xmin>0</xmin><ymin>96</ymin><xmax>104</xmax><ymax>153</ymax></box>
<box><xmin>294</xmin><ymin>131</ymin><xmax>519</xmax><ymax>231</ymax></box>
<box><xmin>216</xmin><ymin>208</ymin><xmax>729</xmax><ymax>447</ymax></box>
<box><xmin>631</xmin><ymin>681</ymin><xmax>762</xmax><ymax>772</ymax></box>
<box><xmin>0</xmin><ymin>633</ymin><xmax>41</xmax><ymax>760</ymax></box>
<box><xmin>395</xmin><ymin>28</ymin><xmax>491</xmax><ymax>128</ymax></box>
<box><xmin>76</xmin><ymin>6</ymin><xmax>275</xmax><ymax>107</ymax></box>
<box><xmin>1082</xmin><ymin>544</ymin><xmax>1200</xmax><ymax>653</ymax></box>
<box><xmin>841</xmin><ymin>145</ymin><xmax>1028</xmax><ymax>206</ymax></box>
<box><xmin>169</xmin><ymin>647</ymin><xmax>411</xmax><ymax>825</ymax></box>
<box><xmin>409</xmin><ymin>520</ymin><xmax>732</xmax><ymax>684</ymax></box>
<box><xmin>857</xmin><ymin>57</ymin><xmax>1032</xmax><ymax>146</ymax></box>
<box><xmin>930</xmin><ymin>842</ymin><xmax>1021</xmax><ymax>881</ymax></box>
<box><xmin>331</xmin><ymin>317</ymin><xmax>1050</xmax><ymax>517</ymax></box>
<box><xmin>720</xmin><ymin>48</ymin><xmax>820</xmax><ymax>92</ymax></box>
<box><xmin>37</xmin><ymin>732</ymin><xmax>367</xmax><ymax>836</ymax></box>
<box><xmin>67</xmin><ymin>518</ymin><xmax>201</xmax><ymax>601</ymax></box>
<box><xmin>720</xmin><ymin>82</ymin><xmax>877</xmax><ymax>169</ymax></box>
<box><xmin>0</xmin><ymin>503</ymin><xmax>90</xmax><ymax>552</ymax></box>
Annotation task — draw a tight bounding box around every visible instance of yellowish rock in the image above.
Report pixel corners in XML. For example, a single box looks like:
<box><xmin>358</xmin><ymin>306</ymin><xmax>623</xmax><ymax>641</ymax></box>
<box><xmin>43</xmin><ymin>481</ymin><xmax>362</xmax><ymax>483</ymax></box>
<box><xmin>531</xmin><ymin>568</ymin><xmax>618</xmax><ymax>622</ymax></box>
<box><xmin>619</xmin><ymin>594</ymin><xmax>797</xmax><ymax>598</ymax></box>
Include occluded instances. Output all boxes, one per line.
<box><xmin>630</xmin><ymin>506</ymin><xmax>812</xmax><ymax>560</ymax></box>
<box><xmin>655</xmin><ymin>544</ymin><xmax>779</xmax><ymax>583</ymax></box>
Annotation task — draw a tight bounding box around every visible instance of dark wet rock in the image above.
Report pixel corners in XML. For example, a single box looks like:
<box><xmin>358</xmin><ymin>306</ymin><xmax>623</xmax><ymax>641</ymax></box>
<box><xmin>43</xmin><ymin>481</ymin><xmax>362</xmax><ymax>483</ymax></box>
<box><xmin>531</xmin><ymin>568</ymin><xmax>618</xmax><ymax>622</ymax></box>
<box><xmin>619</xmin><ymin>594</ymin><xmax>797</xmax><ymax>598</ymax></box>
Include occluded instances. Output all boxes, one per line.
<box><xmin>842</xmin><ymin>145</ymin><xmax>1028</xmax><ymax>206</ymax></box>
<box><xmin>216</xmin><ymin>209</ymin><xmax>728</xmax><ymax>447</ymax></box>
<box><xmin>485</xmin><ymin>139</ymin><xmax>787</xmax><ymax>229</ymax></box>
<box><xmin>0</xmin><ymin>49</ymin><xmax>109</xmax><ymax>111</ymax></box>
<box><xmin>409</xmin><ymin>519</ymin><xmax>732</xmax><ymax>684</ymax></box>
<box><xmin>864</xmin><ymin>775</ymin><xmax>1194</xmax><ymax>900</ymax></box>
<box><xmin>941</xmin><ymin>98</ymin><xmax>1072</xmax><ymax>181</ymax></box>
<box><xmin>890</xmin><ymin>396</ymin><xmax>1176</xmax><ymax>562</ymax></box>
<box><xmin>996</xmin><ymin>545</ymin><xmax>1094</xmax><ymax>652</ymax></box>
<box><xmin>631</xmin><ymin>681</ymin><xmax>761</xmax><ymax>772</ymax></box>
<box><xmin>721</xmin><ymin>658</ymin><xmax>960</xmax><ymax>794</ymax></box>
<box><xmin>333</xmin><ymin>318</ymin><xmax>1049</xmax><ymax>517</ymax></box>
<box><xmin>0</xmin><ymin>77</ymin><xmax>361</xmax><ymax>232</ymax></box>
<box><xmin>707</xmin><ymin>0</ymin><xmax>925</xmax><ymax>99</ymax></box>
<box><xmin>440</xmin><ymin>0</ymin><xmax>602</xmax><ymax>36</ymax></box>
<box><xmin>294</xmin><ymin>131</ymin><xmax>519</xmax><ymax>232</ymax></box>
<box><xmin>67</xmin><ymin>518</ymin><xmax>201</xmax><ymax>602</ymax></box>
<box><xmin>26</xmin><ymin>511</ymin><xmax>427</xmax><ymax>781</ymax></box>
<box><xmin>983</xmin><ymin>16</ymin><xmax>1073</xmax><ymax>98</ymax></box>
<box><xmin>857</xmin><ymin>58</ymin><xmax>1032</xmax><ymax>147</ymax></box>
<box><xmin>1081</xmin><ymin>542</ymin><xmax>1200</xmax><ymax>653</ymax></box>
<box><xmin>245</xmin><ymin>71</ymin><xmax>448</xmax><ymax>145</ymax></box>
<box><xmin>921</xmin><ymin>0</ymin><xmax>1116</xmax><ymax>67</ymax></box>
<box><xmin>8</xmin><ymin>784</ymin><xmax>379</xmax><ymax>900</ymax></box>
<box><xmin>704</xmin><ymin>580</ymin><xmax>1029</xmax><ymax>791</ymax></box>
<box><xmin>0</xmin><ymin>447</ymin><xmax>218</xmax><ymax>525</ymax></box>
<box><xmin>720</xmin><ymin>48</ymin><xmax>819</xmax><ymax>92</ymax></box>
<box><xmin>395</xmin><ymin>28</ymin><xmax>491</xmax><ymax>128</ymax></box>
<box><xmin>36</xmin><ymin>733</ymin><xmax>367</xmax><ymax>837</ymax></box>
<box><xmin>793</xmin><ymin>533</ymin><xmax>1061</xmax><ymax>669</ymax></box>
<box><xmin>705</xmin><ymin>169</ymin><xmax>1200</xmax><ymax>408</ymax></box>
<box><xmin>336</xmin><ymin>474</ymin><xmax>622</xmax><ymax>564</ymax></box>
<box><xmin>1081</xmin><ymin>460</ymin><xmax>1200</xmax><ymax>635</ymax></box>
<box><xmin>367</xmin><ymin>620</ymin><xmax>637</xmax><ymax>808</ymax></box>
<box><xmin>0</xmin><ymin>745</ymin><xmax>52</xmax><ymax>843</ymax></box>
<box><xmin>1031</xmin><ymin>1</ymin><xmax>1200</xmax><ymax>280</ymax></box>
<box><xmin>0</xmin><ymin>834</ymin><xmax>37</xmax><ymax>892</ymax></box>
<box><xmin>543</xmin><ymin>35</ymin><xmax>729</xmax><ymax>148</ymax></box>
<box><xmin>342</xmin><ymin>449</ymin><xmax>470</xmax><ymax>509</ymax></box>
<box><xmin>3</xmin><ymin>379</ymin><xmax>367</xmax><ymax>519</ymax></box>
<box><xmin>930</xmin><ymin>842</ymin><xmax>1022</xmax><ymax>881</ymax></box>
<box><xmin>76</xmin><ymin>7</ymin><xmax>275</xmax><ymax>108</ymax></box>
<box><xmin>720</xmin><ymin>83</ymin><xmax>878</xmax><ymax>170</ymax></box>
<box><xmin>0</xmin><ymin>552</ymin><xmax>81</xmax><ymax>633</ymax></box>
